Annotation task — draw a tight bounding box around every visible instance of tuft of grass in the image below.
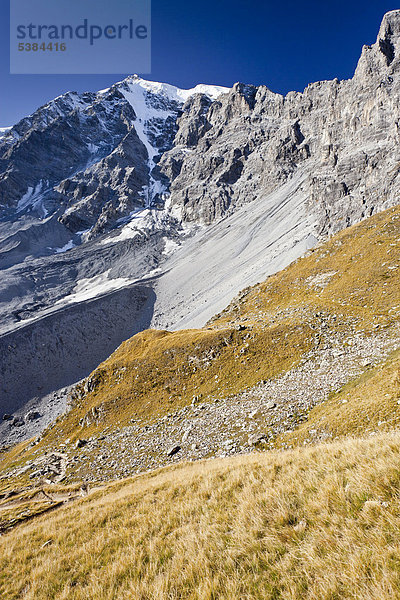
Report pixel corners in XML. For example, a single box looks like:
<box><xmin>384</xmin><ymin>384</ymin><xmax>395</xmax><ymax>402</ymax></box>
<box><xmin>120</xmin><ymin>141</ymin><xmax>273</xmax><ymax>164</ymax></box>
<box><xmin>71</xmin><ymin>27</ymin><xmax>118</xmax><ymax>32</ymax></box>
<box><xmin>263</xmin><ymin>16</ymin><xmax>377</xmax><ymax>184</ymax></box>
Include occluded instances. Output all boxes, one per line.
<box><xmin>2</xmin><ymin>432</ymin><xmax>400</xmax><ymax>598</ymax></box>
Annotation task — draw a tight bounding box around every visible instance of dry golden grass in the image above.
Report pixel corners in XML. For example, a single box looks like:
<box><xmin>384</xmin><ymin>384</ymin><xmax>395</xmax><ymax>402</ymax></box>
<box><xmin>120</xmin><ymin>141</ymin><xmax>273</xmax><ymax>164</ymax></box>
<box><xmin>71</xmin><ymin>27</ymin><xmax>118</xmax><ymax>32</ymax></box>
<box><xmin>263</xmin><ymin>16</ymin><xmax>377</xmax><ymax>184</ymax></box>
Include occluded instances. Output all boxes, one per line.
<box><xmin>2</xmin><ymin>431</ymin><xmax>400</xmax><ymax>599</ymax></box>
<box><xmin>0</xmin><ymin>440</ymin><xmax>31</xmax><ymax>474</ymax></box>
<box><xmin>213</xmin><ymin>204</ymin><xmax>400</xmax><ymax>333</ymax></box>
<box><xmin>0</xmin><ymin>484</ymin><xmax>86</xmax><ymax>534</ymax></box>
<box><xmin>37</xmin><ymin>322</ymin><xmax>313</xmax><ymax>447</ymax></box>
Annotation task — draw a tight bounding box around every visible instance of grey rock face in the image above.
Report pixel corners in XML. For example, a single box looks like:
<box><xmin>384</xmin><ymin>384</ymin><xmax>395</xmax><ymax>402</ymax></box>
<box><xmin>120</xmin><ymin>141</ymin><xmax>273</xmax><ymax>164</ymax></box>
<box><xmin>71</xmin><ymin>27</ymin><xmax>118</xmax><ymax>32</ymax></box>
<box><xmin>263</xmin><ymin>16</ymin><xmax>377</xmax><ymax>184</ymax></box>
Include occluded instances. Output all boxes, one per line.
<box><xmin>161</xmin><ymin>10</ymin><xmax>400</xmax><ymax>234</ymax></box>
<box><xmin>0</xmin><ymin>281</ymin><xmax>155</xmax><ymax>414</ymax></box>
<box><xmin>0</xmin><ymin>90</ymin><xmax>133</xmax><ymax>218</ymax></box>
<box><xmin>0</xmin><ymin>81</ymin><xmax>181</xmax><ymax>237</ymax></box>
<box><xmin>57</xmin><ymin>127</ymin><xmax>149</xmax><ymax>236</ymax></box>
<box><xmin>174</xmin><ymin>94</ymin><xmax>213</xmax><ymax>147</ymax></box>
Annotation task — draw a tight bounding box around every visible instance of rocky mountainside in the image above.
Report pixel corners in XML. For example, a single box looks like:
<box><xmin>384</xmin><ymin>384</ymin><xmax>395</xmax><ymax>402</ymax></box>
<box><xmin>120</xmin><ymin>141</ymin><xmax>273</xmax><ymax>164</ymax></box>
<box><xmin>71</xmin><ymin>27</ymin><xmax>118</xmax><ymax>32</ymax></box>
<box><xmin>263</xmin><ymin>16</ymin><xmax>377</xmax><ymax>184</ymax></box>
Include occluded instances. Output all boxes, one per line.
<box><xmin>2</xmin><ymin>202</ymin><xmax>400</xmax><ymax>480</ymax></box>
<box><xmin>0</xmin><ymin>79</ymin><xmax>227</xmax><ymax>233</ymax></box>
<box><xmin>1</xmin><ymin>10</ymin><xmax>400</xmax><ymax>425</ymax></box>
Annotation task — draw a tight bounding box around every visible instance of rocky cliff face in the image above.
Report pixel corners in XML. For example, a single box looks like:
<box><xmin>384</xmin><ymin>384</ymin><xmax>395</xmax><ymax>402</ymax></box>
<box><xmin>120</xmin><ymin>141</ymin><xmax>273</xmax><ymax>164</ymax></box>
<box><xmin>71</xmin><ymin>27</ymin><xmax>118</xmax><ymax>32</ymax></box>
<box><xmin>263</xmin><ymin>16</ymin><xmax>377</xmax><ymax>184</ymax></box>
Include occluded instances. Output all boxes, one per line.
<box><xmin>0</xmin><ymin>79</ymin><xmax>227</xmax><ymax>239</ymax></box>
<box><xmin>2</xmin><ymin>12</ymin><xmax>400</xmax><ymax>243</ymax></box>
<box><xmin>162</xmin><ymin>10</ymin><xmax>400</xmax><ymax>235</ymax></box>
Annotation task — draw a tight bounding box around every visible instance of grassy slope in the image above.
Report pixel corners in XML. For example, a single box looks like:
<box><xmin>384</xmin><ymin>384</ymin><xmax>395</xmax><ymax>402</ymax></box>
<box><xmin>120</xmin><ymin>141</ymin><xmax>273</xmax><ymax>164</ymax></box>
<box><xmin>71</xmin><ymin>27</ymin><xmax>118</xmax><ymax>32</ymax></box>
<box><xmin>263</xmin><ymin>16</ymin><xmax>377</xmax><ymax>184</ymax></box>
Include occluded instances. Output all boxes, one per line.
<box><xmin>42</xmin><ymin>322</ymin><xmax>312</xmax><ymax>445</ymax></box>
<box><xmin>2</xmin><ymin>432</ymin><xmax>400</xmax><ymax>599</ymax></box>
<box><xmin>212</xmin><ymin>204</ymin><xmax>400</xmax><ymax>333</ymax></box>
<box><xmin>28</xmin><ymin>205</ymin><xmax>400</xmax><ymax>448</ymax></box>
<box><xmin>1</xmin><ymin>207</ymin><xmax>400</xmax><ymax>597</ymax></box>
<box><xmin>2</xmin><ymin>205</ymin><xmax>400</xmax><ymax>484</ymax></box>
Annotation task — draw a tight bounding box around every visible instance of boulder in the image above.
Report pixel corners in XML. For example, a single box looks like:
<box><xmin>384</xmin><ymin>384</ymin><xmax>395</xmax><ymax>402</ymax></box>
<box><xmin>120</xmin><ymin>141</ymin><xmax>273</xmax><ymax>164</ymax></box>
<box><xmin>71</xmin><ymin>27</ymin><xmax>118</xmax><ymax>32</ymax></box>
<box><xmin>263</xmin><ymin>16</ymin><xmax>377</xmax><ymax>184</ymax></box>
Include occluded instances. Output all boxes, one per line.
<box><xmin>25</xmin><ymin>410</ymin><xmax>41</xmax><ymax>421</ymax></box>
<box><xmin>248</xmin><ymin>433</ymin><xmax>268</xmax><ymax>446</ymax></box>
<box><xmin>166</xmin><ymin>445</ymin><xmax>181</xmax><ymax>457</ymax></box>
<box><xmin>75</xmin><ymin>438</ymin><xmax>88</xmax><ymax>449</ymax></box>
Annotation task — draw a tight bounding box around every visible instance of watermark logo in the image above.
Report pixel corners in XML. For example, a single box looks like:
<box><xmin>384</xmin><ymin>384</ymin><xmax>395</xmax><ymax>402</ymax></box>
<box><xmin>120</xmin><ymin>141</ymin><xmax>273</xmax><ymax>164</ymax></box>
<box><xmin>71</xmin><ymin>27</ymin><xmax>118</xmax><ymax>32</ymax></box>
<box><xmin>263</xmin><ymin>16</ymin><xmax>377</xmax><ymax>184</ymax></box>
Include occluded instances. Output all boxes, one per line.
<box><xmin>10</xmin><ymin>0</ymin><xmax>151</xmax><ymax>74</ymax></box>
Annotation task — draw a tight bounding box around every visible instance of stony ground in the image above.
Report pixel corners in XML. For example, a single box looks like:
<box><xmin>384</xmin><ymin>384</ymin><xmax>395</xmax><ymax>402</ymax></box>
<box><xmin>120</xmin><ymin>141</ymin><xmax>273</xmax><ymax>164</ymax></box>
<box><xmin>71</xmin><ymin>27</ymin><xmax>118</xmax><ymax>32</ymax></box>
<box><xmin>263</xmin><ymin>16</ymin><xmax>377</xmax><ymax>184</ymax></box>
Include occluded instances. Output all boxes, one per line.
<box><xmin>8</xmin><ymin>322</ymin><xmax>399</xmax><ymax>486</ymax></box>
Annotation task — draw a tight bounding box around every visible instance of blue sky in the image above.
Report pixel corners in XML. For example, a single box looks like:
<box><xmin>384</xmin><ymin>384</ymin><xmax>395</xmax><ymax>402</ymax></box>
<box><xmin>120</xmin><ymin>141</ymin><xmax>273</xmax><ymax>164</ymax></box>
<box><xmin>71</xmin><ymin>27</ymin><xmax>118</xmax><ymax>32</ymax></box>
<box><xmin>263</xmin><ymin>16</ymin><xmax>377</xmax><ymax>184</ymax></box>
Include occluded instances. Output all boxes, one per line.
<box><xmin>1</xmin><ymin>0</ymin><xmax>399</xmax><ymax>125</ymax></box>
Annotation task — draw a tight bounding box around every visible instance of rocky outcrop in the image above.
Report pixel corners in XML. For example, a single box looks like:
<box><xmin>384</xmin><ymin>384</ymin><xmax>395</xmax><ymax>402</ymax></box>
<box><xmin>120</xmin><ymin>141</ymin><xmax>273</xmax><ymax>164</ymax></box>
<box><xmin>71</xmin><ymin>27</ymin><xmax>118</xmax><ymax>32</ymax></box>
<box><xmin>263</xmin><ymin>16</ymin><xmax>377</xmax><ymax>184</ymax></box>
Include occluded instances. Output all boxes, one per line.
<box><xmin>0</xmin><ymin>89</ymin><xmax>137</xmax><ymax>219</ymax></box>
<box><xmin>57</xmin><ymin>127</ymin><xmax>149</xmax><ymax>236</ymax></box>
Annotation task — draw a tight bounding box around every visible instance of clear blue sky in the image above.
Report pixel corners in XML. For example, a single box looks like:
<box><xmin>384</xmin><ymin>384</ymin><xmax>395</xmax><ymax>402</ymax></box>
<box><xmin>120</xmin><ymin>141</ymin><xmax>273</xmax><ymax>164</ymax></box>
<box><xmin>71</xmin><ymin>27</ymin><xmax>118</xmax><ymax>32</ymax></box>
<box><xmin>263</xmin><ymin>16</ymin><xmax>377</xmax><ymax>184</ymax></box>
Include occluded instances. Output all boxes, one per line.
<box><xmin>1</xmin><ymin>0</ymin><xmax>399</xmax><ymax>125</ymax></box>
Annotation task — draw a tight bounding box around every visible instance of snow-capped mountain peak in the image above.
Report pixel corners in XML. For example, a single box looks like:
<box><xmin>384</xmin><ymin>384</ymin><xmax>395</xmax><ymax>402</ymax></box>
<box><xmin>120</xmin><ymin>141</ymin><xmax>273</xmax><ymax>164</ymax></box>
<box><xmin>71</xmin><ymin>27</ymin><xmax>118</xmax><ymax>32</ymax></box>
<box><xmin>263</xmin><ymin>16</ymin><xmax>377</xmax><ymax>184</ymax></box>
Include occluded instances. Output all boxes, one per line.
<box><xmin>0</xmin><ymin>74</ymin><xmax>230</xmax><ymax>235</ymax></box>
<box><xmin>102</xmin><ymin>74</ymin><xmax>230</xmax><ymax>104</ymax></box>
